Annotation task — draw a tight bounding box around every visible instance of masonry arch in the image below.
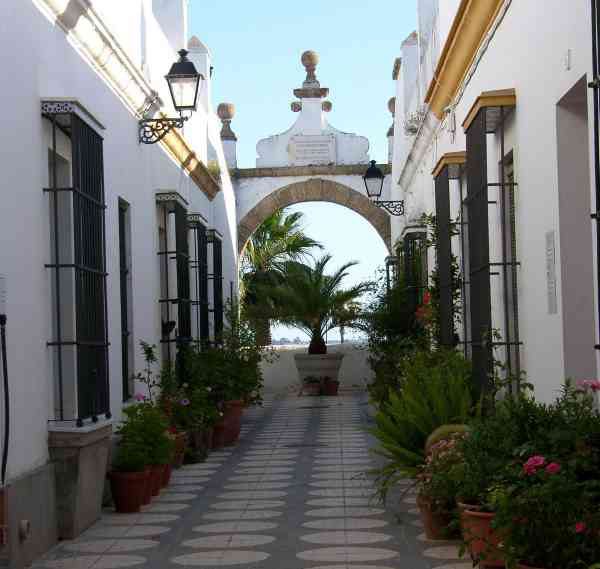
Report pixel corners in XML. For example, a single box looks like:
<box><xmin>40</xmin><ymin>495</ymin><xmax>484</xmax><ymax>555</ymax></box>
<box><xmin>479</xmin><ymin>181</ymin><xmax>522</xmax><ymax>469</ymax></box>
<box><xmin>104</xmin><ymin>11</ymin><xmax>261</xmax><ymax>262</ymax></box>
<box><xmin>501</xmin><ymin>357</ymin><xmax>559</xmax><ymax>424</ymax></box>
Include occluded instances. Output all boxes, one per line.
<box><xmin>237</xmin><ymin>178</ymin><xmax>392</xmax><ymax>255</ymax></box>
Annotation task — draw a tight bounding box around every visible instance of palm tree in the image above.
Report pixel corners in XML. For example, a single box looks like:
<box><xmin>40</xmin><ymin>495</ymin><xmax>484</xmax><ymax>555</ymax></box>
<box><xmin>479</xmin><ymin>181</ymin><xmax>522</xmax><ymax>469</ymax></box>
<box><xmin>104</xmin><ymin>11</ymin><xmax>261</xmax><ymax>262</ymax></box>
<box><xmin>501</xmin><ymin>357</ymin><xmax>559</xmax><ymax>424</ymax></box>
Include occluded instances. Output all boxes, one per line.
<box><xmin>241</xmin><ymin>209</ymin><xmax>321</xmax><ymax>344</ymax></box>
<box><xmin>265</xmin><ymin>255</ymin><xmax>372</xmax><ymax>354</ymax></box>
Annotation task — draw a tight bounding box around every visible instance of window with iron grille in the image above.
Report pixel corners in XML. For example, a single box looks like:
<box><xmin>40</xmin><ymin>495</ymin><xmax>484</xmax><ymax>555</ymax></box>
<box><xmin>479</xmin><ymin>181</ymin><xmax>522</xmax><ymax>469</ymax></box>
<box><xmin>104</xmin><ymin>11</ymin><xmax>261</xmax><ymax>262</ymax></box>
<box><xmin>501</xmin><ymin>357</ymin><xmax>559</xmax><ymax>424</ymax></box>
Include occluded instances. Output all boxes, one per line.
<box><xmin>209</xmin><ymin>231</ymin><xmax>224</xmax><ymax>342</ymax></box>
<box><xmin>402</xmin><ymin>231</ymin><xmax>428</xmax><ymax>315</ymax></box>
<box><xmin>43</xmin><ymin>105</ymin><xmax>110</xmax><ymax>426</ymax></box>
<box><xmin>434</xmin><ymin>167</ymin><xmax>454</xmax><ymax>347</ymax></box>
<box><xmin>189</xmin><ymin>217</ymin><xmax>210</xmax><ymax>345</ymax></box>
<box><xmin>118</xmin><ymin>199</ymin><xmax>133</xmax><ymax>401</ymax></box>
<box><xmin>157</xmin><ymin>194</ymin><xmax>192</xmax><ymax>362</ymax></box>
<box><xmin>464</xmin><ymin>104</ymin><xmax>520</xmax><ymax>393</ymax></box>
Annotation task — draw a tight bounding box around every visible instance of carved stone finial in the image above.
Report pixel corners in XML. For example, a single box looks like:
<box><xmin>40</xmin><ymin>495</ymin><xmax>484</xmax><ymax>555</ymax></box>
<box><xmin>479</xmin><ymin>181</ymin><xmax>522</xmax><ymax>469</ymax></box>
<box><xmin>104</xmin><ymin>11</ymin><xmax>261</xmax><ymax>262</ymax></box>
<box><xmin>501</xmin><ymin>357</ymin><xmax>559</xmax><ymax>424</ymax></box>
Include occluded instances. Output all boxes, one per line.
<box><xmin>322</xmin><ymin>101</ymin><xmax>332</xmax><ymax>112</ymax></box>
<box><xmin>291</xmin><ymin>101</ymin><xmax>302</xmax><ymax>113</ymax></box>
<box><xmin>217</xmin><ymin>102</ymin><xmax>237</xmax><ymax>141</ymax></box>
<box><xmin>294</xmin><ymin>50</ymin><xmax>329</xmax><ymax>99</ymax></box>
<box><xmin>388</xmin><ymin>97</ymin><xmax>396</xmax><ymax>116</ymax></box>
<box><xmin>301</xmin><ymin>50</ymin><xmax>319</xmax><ymax>85</ymax></box>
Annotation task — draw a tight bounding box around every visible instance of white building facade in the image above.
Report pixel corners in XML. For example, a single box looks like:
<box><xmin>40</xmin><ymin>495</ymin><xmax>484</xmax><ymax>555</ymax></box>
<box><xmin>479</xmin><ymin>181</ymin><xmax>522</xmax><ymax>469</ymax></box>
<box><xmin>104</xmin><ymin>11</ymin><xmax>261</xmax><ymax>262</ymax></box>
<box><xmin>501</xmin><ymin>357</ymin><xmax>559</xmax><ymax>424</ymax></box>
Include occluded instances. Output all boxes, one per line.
<box><xmin>389</xmin><ymin>0</ymin><xmax>600</xmax><ymax>403</ymax></box>
<box><xmin>0</xmin><ymin>1</ymin><xmax>238</xmax><ymax>565</ymax></box>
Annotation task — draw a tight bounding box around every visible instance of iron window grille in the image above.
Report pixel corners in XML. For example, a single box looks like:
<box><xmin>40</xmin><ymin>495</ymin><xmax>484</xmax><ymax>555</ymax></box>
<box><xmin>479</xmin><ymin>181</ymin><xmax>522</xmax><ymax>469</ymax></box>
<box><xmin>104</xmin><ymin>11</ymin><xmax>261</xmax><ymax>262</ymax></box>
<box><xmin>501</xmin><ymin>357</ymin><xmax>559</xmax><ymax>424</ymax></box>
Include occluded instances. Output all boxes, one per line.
<box><xmin>157</xmin><ymin>194</ymin><xmax>192</xmax><ymax>362</ymax></box>
<box><xmin>435</xmin><ymin>167</ymin><xmax>455</xmax><ymax>348</ymax></box>
<box><xmin>208</xmin><ymin>230</ymin><xmax>224</xmax><ymax>343</ymax></box>
<box><xmin>401</xmin><ymin>230</ymin><xmax>429</xmax><ymax>315</ymax></box>
<box><xmin>118</xmin><ymin>199</ymin><xmax>133</xmax><ymax>401</ymax></box>
<box><xmin>433</xmin><ymin>156</ymin><xmax>466</xmax><ymax>351</ymax></box>
<box><xmin>43</xmin><ymin>107</ymin><xmax>110</xmax><ymax>427</ymax></box>
<box><xmin>189</xmin><ymin>216</ymin><xmax>210</xmax><ymax>346</ymax></box>
<box><xmin>464</xmin><ymin>104</ymin><xmax>521</xmax><ymax>394</ymax></box>
<box><xmin>385</xmin><ymin>256</ymin><xmax>400</xmax><ymax>292</ymax></box>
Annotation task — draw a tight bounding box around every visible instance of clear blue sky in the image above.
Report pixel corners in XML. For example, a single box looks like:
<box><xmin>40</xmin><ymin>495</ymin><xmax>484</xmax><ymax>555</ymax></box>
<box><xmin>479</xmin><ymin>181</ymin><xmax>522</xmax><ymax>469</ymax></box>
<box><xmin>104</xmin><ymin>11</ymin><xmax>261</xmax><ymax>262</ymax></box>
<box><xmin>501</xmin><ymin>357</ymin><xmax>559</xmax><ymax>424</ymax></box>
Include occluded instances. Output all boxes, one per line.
<box><xmin>189</xmin><ymin>1</ymin><xmax>418</xmax><ymax>341</ymax></box>
<box><xmin>189</xmin><ymin>0</ymin><xmax>418</xmax><ymax>168</ymax></box>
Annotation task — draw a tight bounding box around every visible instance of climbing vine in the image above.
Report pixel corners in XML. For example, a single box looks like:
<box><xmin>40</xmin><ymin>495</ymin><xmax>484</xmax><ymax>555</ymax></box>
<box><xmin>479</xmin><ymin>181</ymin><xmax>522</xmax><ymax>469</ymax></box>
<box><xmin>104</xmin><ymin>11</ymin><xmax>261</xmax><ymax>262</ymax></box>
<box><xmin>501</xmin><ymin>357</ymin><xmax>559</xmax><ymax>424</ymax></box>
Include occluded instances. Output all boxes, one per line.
<box><xmin>418</xmin><ymin>212</ymin><xmax>463</xmax><ymax>347</ymax></box>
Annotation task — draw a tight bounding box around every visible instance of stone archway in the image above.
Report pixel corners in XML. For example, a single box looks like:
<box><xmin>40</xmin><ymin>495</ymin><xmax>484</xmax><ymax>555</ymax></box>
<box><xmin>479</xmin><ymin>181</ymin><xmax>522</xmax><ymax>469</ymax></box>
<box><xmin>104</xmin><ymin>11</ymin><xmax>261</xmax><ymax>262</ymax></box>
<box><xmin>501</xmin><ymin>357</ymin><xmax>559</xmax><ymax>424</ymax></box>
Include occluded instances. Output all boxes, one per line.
<box><xmin>237</xmin><ymin>178</ymin><xmax>392</xmax><ymax>254</ymax></box>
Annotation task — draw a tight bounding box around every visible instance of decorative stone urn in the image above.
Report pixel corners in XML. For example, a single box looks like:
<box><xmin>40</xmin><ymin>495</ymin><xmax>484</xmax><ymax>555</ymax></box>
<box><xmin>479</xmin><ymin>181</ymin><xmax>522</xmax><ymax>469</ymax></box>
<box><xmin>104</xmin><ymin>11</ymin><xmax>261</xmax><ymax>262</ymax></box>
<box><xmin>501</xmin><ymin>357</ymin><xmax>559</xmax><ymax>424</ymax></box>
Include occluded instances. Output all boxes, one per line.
<box><xmin>294</xmin><ymin>353</ymin><xmax>344</xmax><ymax>383</ymax></box>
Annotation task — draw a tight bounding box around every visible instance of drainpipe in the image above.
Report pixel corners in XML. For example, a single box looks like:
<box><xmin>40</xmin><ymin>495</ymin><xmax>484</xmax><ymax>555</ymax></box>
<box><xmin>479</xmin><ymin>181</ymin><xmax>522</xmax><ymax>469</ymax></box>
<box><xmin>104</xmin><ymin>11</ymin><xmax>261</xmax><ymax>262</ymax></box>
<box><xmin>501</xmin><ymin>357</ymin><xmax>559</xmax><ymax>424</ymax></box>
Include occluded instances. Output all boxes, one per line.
<box><xmin>0</xmin><ymin>275</ymin><xmax>8</xmax><ymax>549</ymax></box>
<box><xmin>0</xmin><ymin>275</ymin><xmax>7</xmax><ymax>487</ymax></box>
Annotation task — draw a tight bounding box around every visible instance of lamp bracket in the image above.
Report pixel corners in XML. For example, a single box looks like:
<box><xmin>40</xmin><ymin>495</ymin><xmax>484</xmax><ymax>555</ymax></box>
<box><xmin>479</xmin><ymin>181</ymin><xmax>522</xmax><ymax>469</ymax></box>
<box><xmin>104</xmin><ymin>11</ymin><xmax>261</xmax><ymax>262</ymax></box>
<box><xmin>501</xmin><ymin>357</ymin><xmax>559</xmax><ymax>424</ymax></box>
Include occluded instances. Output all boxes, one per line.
<box><xmin>139</xmin><ymin>115</ymin><xmax>189</xmax><ymax>145</ymax></box>
<box><xmin>375</xmin><ymin>200</ymin><xmax>405</xmax><ymax>216</ymax></box>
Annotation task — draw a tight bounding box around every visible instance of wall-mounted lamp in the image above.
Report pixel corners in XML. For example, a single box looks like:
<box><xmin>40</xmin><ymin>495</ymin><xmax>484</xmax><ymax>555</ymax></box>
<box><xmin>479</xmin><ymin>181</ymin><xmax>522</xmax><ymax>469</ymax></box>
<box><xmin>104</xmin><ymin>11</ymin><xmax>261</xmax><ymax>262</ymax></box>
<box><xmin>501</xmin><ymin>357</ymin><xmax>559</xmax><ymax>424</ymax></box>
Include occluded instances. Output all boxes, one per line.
<box><xmin>139</xmin><ymin>49</ymin><xmax>204</xmax><ymax>144</ymax></box>
<box><xmin>363</xmin><ymin>161</ymin><xmax>405</xmax><ymax>216</ymax></box>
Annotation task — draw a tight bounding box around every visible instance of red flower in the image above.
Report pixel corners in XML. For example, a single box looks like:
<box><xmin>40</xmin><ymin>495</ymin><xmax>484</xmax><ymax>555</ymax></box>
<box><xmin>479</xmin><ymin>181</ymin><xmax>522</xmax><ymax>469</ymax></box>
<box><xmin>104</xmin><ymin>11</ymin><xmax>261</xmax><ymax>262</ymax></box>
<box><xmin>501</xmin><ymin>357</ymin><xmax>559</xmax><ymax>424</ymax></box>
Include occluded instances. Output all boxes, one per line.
<box><xmin>575</xmin><ymin>521</ymin><xmax>587</xmax><ymax>534</ymax></box>
<box><xmin>423</xmin><ymin>291</ymin><xmax>432</xmax><ymax>305</ymax></box>
<box><xmin>523</xmin><ymin>455</ymin><xmax>546</xmax><ymax>476</ymax></box>
<box><xmin>545</xmin><ymin>462</ymin><xmax>561</xmax><ymax>475</ymax></box>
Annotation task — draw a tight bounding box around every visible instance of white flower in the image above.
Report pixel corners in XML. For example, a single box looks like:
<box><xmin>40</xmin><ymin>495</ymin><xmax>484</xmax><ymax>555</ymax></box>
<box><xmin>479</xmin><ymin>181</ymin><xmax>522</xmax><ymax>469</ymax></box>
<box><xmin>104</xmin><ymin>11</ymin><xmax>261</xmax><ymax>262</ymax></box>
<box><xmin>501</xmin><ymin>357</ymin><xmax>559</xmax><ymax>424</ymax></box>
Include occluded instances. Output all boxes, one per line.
<box><xmin>206</xmin><ymin>386</ymin><xmax>212</xmax><ymax>393</ymax></box>
<box><xmin>182</xmin><ymin>382</ymin><xmax>189</xmax><ymax>388</ymax></box>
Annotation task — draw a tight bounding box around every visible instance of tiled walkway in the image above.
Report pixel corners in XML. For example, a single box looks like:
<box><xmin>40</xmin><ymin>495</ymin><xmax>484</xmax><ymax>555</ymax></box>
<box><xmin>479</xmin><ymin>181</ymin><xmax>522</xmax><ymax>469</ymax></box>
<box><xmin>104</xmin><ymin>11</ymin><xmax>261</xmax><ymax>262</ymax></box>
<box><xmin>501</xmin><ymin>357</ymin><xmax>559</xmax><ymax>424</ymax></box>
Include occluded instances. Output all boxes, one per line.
<box><xmin>33</xmin><ymin>393</ymin><xmax>470</xmax><ymax>569</ymax></box>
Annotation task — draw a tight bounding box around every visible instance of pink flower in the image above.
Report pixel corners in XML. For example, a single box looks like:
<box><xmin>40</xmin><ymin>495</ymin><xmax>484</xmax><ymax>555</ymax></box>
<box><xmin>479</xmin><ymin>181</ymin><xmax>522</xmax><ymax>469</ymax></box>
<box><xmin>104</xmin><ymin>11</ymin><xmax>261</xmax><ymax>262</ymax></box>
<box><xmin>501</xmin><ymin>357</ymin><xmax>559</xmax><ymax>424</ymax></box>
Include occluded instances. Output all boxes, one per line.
<box><xmin>545</xmin><ymin>462</ymin><xmax>561</xmax><ymax>475</ymax></box>
<box><xmin>575</xmin><ymin>521</ymin><xmax>587</xmax><ymax>534</ymax></box>
<box><xmin>523</xmin><ymin>455</ymin><xmax>546</xmax><ymax>476</ymax></box>
<box><xmin>577</xmin><ymin>379</ymin><xmax>600</xmax><ymax>392</ymax></box>
<box><xmin>134</xmin><ymin>393</ymin><xmax>145</xmax><ymax>401</ymax></box>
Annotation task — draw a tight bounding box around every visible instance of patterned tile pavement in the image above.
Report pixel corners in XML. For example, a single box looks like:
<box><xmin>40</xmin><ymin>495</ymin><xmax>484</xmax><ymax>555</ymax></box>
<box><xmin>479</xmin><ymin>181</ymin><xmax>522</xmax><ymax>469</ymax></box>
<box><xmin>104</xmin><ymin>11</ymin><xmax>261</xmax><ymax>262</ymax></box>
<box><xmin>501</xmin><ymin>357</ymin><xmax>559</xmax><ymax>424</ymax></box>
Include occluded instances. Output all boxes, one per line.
<box><xmin>32</xmin><ymin>392</ymin><xmax>471</xmax><ymax>569</ymax></box>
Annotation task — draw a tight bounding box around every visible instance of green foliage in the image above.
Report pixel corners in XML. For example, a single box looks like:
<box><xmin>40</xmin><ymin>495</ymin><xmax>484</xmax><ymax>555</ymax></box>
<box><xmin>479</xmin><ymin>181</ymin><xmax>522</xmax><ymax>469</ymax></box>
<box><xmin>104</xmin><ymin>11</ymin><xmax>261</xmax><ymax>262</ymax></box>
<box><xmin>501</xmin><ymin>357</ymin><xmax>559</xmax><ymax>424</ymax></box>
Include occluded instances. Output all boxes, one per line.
<box><xmin>241</xmin><ymin>208</ymin><xmax>321</xmax><ymax>343</ymax></box>
<box><xmin>473</xmin><ymin>384</ymin><xmax>600</xmax><ymax>568</ymax></box>
<box><xmin>362</xmin><ymin>269</ymin><xmax>426</xmax><ymax>404</ymax></box>
<box><xmin>370</xmin><ymin>349</ymin><xmax>477</xmax><ymax>501</ymax></box>
<box><xmin>116</xmin><ymin>402</ymin><xmax>174</xmax><ymax>466</ymax></box>
<box><xmin>261</xmin><ymin>254</ymin><xmax>372</xmax><ymax>354</ymax></box>
<box><xmin>419</xmin><ymin>213</ymin><xmax>462</xmax><ymax>346</ymax></box>
<box><xmin>111</xmin><ymin>439</ymin><xmax>148</xmax><ymax>473</ymax></box>
<box><xmin>417</xmin><ymin>433</ymin><xmax>466</xmax><ymax>533</ymax></box>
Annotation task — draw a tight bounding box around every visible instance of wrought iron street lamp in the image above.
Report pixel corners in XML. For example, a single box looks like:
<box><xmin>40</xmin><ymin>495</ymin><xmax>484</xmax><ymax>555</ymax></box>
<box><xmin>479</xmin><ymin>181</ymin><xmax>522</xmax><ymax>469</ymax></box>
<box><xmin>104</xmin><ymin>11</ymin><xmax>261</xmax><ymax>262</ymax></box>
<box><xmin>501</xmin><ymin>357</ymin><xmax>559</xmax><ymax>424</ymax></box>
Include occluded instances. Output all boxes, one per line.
<box><xmin>363</xmin><ymin>160</ymin><xmax>405</xmax><ymax>216</ymax></box>
<box><xmin>139</xmin><ymin>49</ymin><xmax>204</xmax><ymax>144</ymax></box>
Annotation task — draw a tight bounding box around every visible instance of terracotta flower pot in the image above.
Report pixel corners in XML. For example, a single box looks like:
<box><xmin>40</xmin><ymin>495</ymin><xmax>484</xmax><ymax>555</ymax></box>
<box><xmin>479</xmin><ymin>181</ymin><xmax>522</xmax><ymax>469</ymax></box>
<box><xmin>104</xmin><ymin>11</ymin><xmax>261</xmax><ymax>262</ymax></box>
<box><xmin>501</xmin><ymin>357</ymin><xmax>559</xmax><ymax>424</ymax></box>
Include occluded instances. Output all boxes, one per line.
<box><xmin>149</xmin><ymin>464</ymin><xmax>164</xmax><ymax>496</ymax></box>
<box><xmin>417</xmin><ymin>494</ymin><xmax>453</xmax><ymax>540</ymax></box>
<box><xmin>223</xmin><ymin>400</ymin><xmax>244</xmax><ymax>445</ymax></box>
<box><xmin>141</xmin><ymin>467</ymin><xmax>153</xmax><ymax>505</ymax></box>
<box><xmin>172</xmin><ymin>432</ymin><xmax>187</xmax><ymax>468</ymax></box>
<box><xmin>460</xmin><ymin>508</ymin><xmax>505</xmax><ymax>568</ymax></box>
<box><xmin>109</xmin><ymin>470</ymin><xmax>147</xmax><ymax>513</ymax></box>
<box><xmin>212</xmin><ymin>419</ymin><xmax>226</xmax><ymax>449</ymax></box>
<box><xmin>322</xmin><ymin>379</ymin><xmax>340</xmax><ymax>396</ymax></box>
<box><xmin>161</xmin><ymin>463</ymin><xmax>172</xmax><ymax>487</ymax></box>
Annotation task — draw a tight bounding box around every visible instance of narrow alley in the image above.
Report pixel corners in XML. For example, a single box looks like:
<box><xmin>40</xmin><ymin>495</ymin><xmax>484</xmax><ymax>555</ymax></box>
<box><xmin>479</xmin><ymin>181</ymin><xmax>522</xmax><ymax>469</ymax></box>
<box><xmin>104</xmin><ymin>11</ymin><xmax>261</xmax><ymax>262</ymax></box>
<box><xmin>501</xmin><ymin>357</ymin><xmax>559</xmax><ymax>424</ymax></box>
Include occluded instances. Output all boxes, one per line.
<box><xmin>33</xmin><ymin>393</ymin><xmax>468</xmax><ymax>569</ymax></box>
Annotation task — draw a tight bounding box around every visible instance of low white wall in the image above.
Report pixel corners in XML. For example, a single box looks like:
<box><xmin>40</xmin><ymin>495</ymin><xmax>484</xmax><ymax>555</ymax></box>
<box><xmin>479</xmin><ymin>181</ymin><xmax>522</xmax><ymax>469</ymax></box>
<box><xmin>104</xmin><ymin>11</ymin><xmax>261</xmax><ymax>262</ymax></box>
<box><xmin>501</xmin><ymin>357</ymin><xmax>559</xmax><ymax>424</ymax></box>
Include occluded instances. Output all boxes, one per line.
<box><xmin>261</xmin><ymin>342</ymin><xmax>373</xmax><ymax>394</ymax></box>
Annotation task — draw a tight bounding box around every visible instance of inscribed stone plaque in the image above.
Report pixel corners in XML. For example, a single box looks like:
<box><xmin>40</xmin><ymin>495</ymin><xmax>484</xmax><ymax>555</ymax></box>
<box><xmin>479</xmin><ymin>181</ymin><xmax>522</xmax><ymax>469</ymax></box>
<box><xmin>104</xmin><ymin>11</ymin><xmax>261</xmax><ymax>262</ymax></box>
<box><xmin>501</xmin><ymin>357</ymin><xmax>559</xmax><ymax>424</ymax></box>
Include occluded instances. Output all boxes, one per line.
<box><xmin>545</xmin><ymin>230</ymin><xmax>557</xmax><ymax>314</ymax></box>
<box><xmin>288</xmin><ymin>134</ymin><xmax>336</xmax><ymax>166</ymax></box>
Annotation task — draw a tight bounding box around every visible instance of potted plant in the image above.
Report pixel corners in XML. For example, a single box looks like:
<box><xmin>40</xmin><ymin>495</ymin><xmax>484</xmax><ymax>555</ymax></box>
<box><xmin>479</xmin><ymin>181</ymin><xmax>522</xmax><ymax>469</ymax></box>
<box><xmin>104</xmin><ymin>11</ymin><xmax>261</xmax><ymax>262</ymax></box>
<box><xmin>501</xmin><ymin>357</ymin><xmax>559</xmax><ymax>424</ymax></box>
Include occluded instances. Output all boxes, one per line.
<box><xmin>262</xmin><ymin>255</ymin><xmax>371</xmax><ymax>382</ymax></box>
<box><xmin>108</xmin><ymin>440</ymin><xmax>149</xmax><ymax>513</ymax></box>
<box><xmin>490</xmin><ymin>383</ymin><xmax>600</xmax><ymax>569</ymax></box>
<box><xmin>416</xmin><ymin>433</ymin><xmax>465</xmax><ymax>540</ymax></box>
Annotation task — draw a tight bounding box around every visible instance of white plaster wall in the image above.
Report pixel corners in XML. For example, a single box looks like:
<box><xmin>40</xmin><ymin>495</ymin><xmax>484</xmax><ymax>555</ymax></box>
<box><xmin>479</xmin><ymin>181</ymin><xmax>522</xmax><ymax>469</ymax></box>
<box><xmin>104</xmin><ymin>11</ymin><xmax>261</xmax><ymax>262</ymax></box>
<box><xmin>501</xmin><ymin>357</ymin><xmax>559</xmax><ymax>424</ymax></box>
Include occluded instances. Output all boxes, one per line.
<box><xmin>0</xmin><ymin>0</ymin><xmax>236</xmax><ymax>481</ymax></box>
<box><xmin>261</xmin><ymin>343</ymin><xmax>374</xmax><ymax>394</ymax></box>
<box><xmin>393</xmin><ymin>0</ymin><xmax>595</xmax><ymax>402</ymax></box>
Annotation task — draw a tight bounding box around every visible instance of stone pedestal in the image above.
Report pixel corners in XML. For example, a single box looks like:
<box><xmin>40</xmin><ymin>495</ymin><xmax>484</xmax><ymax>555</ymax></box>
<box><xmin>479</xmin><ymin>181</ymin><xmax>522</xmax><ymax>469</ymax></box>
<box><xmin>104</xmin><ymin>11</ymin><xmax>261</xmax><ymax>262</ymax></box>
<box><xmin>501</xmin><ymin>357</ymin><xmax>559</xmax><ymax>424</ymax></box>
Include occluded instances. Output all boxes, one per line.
<box><xmin>48</xmin><ymin>423</ymin><xmax>112</xmax><ymax>539</ymax></box>
<box><xmin>294</xmin><ymin>353</ymin><xmax>345</xmax><ymax>383</ymax></box>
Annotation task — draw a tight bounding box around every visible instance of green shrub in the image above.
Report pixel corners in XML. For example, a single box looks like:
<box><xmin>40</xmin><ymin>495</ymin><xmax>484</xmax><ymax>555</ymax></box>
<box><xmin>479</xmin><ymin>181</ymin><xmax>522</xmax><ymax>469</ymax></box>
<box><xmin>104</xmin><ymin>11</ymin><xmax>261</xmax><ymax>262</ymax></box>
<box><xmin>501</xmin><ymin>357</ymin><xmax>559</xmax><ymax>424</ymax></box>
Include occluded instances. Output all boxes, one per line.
<box><xmin>370</xmin><ymin>349</ymin><xmax>477</xmax><ymax>500</ymax></box>
<box><xmin>111</xmin><ymin>440</ymin><xmax>148</xmax><ymax>473</ymax></box>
